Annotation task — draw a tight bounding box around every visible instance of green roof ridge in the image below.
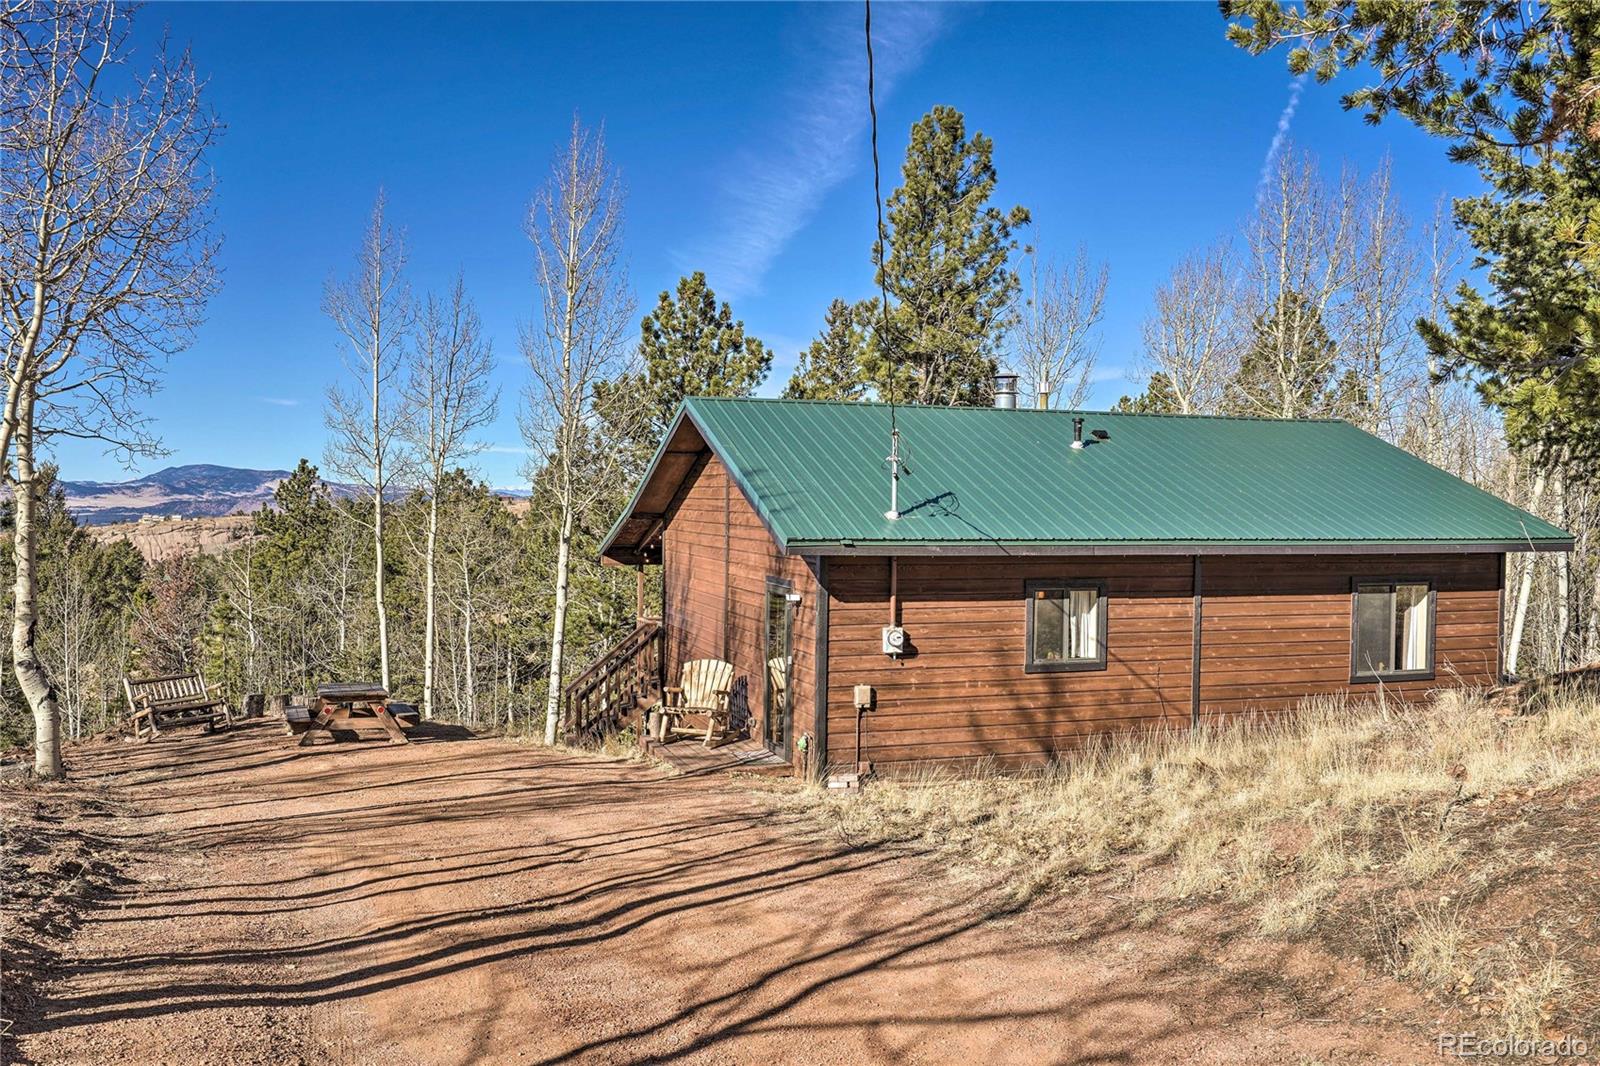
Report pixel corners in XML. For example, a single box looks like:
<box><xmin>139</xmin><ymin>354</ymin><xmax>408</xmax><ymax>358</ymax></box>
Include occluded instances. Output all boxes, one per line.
<box><xmin>685</xmin><ymin>394</ymin><xmax>1348</xmax><ymax>424</ymax></box>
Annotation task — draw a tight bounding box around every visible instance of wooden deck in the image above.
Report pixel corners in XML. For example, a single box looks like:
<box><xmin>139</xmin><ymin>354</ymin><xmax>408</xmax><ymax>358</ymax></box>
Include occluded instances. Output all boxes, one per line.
<box><xmin>643</xmin><ymin>735</ymin><xmax>791</xmax><ymax>777</ymax></box>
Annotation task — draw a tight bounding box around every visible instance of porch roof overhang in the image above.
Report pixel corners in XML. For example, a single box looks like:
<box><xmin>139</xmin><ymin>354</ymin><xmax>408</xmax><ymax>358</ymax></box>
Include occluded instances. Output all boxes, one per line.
<box><xmin>600</xmin><ymin>410</ymin><xmax>713</xmax><ymax>567</ymax></box>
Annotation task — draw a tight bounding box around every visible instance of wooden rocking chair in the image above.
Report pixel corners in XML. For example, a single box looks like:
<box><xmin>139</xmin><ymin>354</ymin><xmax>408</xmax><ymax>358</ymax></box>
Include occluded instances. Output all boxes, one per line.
<box><xmin>654</xmin><ymin>658</ymin><xmax>735</xmax><ymax>748</ymax></box>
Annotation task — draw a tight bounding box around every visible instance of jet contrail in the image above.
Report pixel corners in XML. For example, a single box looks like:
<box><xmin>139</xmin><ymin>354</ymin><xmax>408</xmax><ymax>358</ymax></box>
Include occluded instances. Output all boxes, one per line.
<box><xmin>1257</xmin><ymin>73</ymin><xmax>1308</xmax><ymax>202</ymax></box>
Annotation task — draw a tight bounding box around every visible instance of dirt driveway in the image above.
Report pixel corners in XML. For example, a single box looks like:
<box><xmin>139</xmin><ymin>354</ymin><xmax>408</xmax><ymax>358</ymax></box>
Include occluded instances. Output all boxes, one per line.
<box><xmin>15</xmin><ymin>721</ymin><xmax>1441</xmax><ymax>1065</ymax></box>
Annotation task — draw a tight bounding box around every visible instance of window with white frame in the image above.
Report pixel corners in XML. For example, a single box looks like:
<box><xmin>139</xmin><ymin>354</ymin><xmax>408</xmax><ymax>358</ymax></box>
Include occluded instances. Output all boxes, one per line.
<box><xmin>1025</xmin><ymin>580</ymin><xmax>1106</xmax><ymax>672</ymax></box>
<box><xmin>1352</xmin><ymin>580</ymin><xmax>1434</xmax><ymax>680</ymax></box>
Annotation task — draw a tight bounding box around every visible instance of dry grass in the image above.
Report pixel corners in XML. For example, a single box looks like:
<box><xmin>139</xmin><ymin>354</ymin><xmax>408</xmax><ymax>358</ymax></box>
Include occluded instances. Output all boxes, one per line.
<box><xmin>1496</xmin><ymin>950</ymin><xmax>1572</xmax><ymax>1039</ymax></box>
<box><xmin>785</xmin><ymin>685</ymin><xmax>1600</xmax><ymax>1038</ymax></box>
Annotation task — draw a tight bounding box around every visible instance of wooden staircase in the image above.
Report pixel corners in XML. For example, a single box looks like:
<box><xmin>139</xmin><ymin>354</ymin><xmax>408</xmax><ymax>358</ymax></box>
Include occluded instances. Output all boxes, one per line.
<box><xmin>562</xmin><ymin>619</ymin><xmax>663</xmax><ymax>744</ymax></box>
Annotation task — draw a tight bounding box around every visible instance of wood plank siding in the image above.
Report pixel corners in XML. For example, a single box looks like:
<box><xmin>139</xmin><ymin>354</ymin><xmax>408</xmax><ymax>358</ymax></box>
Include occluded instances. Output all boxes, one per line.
<box><xmin>823</xmin><ymin>552</ymin><xmax>1502</xmax><ymax>773</ymax></box>
<box><xmin>1199</xmin><ymin>553</ymin><xmax>1501</xmax><ymax>711</ymax></box>
<box><xmin>661</xmin><ymin>455</ymin><xmax>818</xmax><ymax>768</ymax></box>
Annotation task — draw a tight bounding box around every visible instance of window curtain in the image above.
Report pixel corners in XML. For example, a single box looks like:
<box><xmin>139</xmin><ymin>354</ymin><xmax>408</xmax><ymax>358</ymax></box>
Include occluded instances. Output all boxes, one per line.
<box><xmin>1398</xmin><ymin>584</ymin><xmax>1429</xmax><ymax>670</ymax></box>
<box><xmin>1068</xmin><ymin>589</ymin><xmax>1099</xmax><ymax>659</ymax></box>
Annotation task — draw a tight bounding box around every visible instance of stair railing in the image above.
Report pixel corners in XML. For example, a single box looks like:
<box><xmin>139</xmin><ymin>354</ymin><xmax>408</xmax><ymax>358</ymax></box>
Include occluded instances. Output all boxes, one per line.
<box><xmin>562</xmin><ymin>619</ymin><xmax>663</xmax><ymax>743</ymax></box>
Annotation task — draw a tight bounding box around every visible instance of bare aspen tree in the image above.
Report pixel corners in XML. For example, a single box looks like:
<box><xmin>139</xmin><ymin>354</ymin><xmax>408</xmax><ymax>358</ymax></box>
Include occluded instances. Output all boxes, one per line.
<box><xmin>1505</xmin><ymin>460</ymin><xmax>1554</xmax><ymax>677</ymax></box>
<box><xmin>1344</xmin><ymin>158</ymin><xmax>1421</xmax><ymax>436</ymax></box>
<box><xmin>324</xmin><ymin>194</ymin><xmax>411</xmax><ymax>692</ymax></box>
<box><xmin>40</xmin><ymin>550</ymin><xmax>93</xmax><ymax>740</ymax></box>
<box><xmin>1555</xmin><ymin>470</ymin><xmax>1572</xmax><ymax>670</ymax></box>
<box><xmin>1135</xmin><ymin>243</ymin><xmax>1243</xmax><ymax>413</ymax></box>
<box><xmin>0</xmin><ymin>2</ymin><xmax>220</xmax><ymax>776</ymax></box>
<box><xmin>218</xmin><ymin>538</ymin><xmax>262</xmax><ymax>693</ymax></box>
<box><xmin>401</xmin><ymin>278</ymin><xmax>497</xmax><ymax>720</ymax></box>
<box><xmin>1410</xmin><ymin>197</ymin><xmax>1466</xmax><ymax>466</ymax></box>
<box><xmin>1233</xmin><ymin>148</ymin><xmax>1357</xmax><ymax>418</ymax></box>
<box><xmin>1011</xmin><ymin>245</ymin><xmax>1107</xmax><ymax>408</ymax></box>
<box><xmin>435</xmin><ymin>489</ymin><xmax>516</xmax><ymax>727</ymax></box>
<box><xmin>309</xmin><ymin>507</ymin><xmax>362</xmax><ymax>662</ymax></box>
<box><xmin>521</xmin><ymin>120</ymin><xmax>638</xmax><ymax>745</ymax></box>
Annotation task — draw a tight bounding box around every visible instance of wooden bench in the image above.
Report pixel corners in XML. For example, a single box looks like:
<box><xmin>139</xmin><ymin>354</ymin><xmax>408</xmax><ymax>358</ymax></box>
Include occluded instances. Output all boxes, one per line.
<box><xmin>124</xmin><ymin>671</ymin><xmax>231</xmax><ymax>741</ymax></box>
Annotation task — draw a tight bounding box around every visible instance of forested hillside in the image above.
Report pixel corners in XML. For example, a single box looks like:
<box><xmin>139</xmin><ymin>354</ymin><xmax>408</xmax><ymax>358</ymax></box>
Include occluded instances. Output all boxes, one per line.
<box><xmin>0</xmin><ymin>460</ymin><xmax>636</xmax><ymax>745</ymax></box>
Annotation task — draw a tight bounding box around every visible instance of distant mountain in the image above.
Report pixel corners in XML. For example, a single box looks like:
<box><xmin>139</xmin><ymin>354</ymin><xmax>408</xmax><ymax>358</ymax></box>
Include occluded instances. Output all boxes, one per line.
<box><xmin>61</xmin><ymin>465</ymin><xmax>295</xmax><ymax>525</ymax></box>
<box><xmin>60</xmin><ymin>464</ymin><xmax>528</xmax><ymax>525</ymax></box>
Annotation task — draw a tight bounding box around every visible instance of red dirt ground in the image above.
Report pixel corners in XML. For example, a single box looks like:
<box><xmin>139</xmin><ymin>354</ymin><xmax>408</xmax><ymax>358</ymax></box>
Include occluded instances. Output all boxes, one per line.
<box><xmin>10</xmin><ymin>720</ymin><xmax>1450</xmax><ymax>1065</ymax></box>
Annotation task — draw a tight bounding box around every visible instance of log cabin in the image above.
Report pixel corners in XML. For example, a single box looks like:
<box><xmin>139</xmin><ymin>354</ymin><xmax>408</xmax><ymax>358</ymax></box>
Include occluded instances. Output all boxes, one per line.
<box><xmin>589</xmin><ymin>395</ymin><xmax>1571</xmax><ymax>778</ymax></box>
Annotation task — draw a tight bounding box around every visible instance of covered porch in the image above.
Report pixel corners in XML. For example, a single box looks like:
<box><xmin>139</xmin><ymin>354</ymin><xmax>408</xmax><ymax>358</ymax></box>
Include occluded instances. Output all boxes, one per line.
<box><xmin>562</xmin><ymin>605</ymin><xmax>797</xmax><ymax>776</ymax></box>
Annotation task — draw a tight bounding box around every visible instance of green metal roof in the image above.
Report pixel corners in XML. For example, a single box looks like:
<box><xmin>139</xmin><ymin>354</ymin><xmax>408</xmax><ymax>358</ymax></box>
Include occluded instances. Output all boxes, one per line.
<box><xmin>601</xmin><ymin>397</ymin><xmax>1571</xmax><ymax>560</ymax></box>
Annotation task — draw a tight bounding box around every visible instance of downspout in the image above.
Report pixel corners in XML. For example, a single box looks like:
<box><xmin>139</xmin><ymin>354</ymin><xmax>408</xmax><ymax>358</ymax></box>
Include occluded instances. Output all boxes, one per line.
<box><xmin>722</xmin><ymin>471</ymin><xmax>731</xmax><ymax>661</ymax></box>
<box><xmin>864</xmin><ymin>555</ymin><xmax>898</xmax><ymax>775</ymax></box>
<box><xmin>888</xmin><ymin>555</ymin><xmax>899</xmax><ymax>629</ymax></box>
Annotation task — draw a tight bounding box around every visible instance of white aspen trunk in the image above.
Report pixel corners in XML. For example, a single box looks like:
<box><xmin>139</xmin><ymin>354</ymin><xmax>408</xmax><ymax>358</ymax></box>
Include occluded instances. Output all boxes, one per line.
<box><xmin>463</xmin><ymin>592</ymin><xmax>476</xmax><ymax>727</ymax></box>
<box><xmin>1505</xmin><ymin>466</ymin><xmax>1550</xmax><ymax>677</ymax></box>
<box><xmin>1555</xmin><ymin>550</ymin><xmax>1571</xmax><ymax>672</ymax></box>
<box><xmin>335</xmin><ymin>550</ymin><xmax>350</xmax><ymax>656</ymax></box>
<box><xmin>1587</xmin><ymin>573</ymin><xmax>1600</xmax><ymax>666</ymax></box>
<box><xmin>372</xmin><ymin>349</ymin><xmax>391</xmax><ymax>691</ymax></box>
<box><xmin>243</xmin><ymin>554</ymin><xmax>259</xmax><ymax>691</ymax></box>
<box><xmin>542</xmin><ymin>504</ymin><xmax>574</xmax><ymax>744</ymax></box>
<box><xmin>1423</xmin><ymin>350</ymin><xmax>1443</xmax><ymax>468</ymax></box>
<box><xmin>1555</xmin><ymin>473</ymin><xmax>1571</xmax><ymax>671</ymax></box>
<box><xmin>422</xmin><ymin>492</ymin><xmax>439</xmax><ymax>720</ymax></box>
<box><xmin>14</xmin><ymin>395</ymin><xmax>61</xmax><ymax>778</ymax></box>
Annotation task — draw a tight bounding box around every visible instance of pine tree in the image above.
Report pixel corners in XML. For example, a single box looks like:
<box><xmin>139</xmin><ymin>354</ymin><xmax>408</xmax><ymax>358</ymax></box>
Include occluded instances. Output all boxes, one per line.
<box><xmin>1227</xmin><ymin>0</ymin><xmax>1600</xmax><ymax>459</ymax></box>
<box><xmin>863</xmin><ymin>106</ymin><xmax>1030</xmax><ymax>406</ymax></box>
<box><xmin>783</xmin><ymin>299</ymin><xmax>871</xmax><ymax>401</ymax></box>
<box><xmin>1225</xmin><ymin>289</ymin><xmax>1347</xmax><ymax>418</ymax></box>
<box><xmin>1114</xmin><ymin>372</ymin><xmax>1183</xmax><ymax>414</ymax></box>
<box><xmin>637</xmin><ymin>271</ymin><xmax>769</xmax><ymax>431</ymax></box>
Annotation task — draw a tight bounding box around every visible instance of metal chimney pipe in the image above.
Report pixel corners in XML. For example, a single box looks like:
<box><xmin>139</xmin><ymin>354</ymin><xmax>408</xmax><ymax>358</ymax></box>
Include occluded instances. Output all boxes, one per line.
<box><xmin>1037</xmin><ymin>375</ymin><xmax>1051</xmax><ymax>409</ymax></box>
<box><xmin>1070</xmin><ymin>416</ymin><xmax>1085</xmax><ymax>450</ymax></box>
<box><xmin>993</xmin><ymin>371</ymin><xmax>1018</xmax><ymax>410</ymax></box>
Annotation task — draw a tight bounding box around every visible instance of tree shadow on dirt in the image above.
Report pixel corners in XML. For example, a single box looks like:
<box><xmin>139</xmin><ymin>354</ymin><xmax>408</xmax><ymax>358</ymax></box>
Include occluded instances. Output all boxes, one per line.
<box><xmin>21</xmin><ymin>731</ymin><xmax>1430</xmax><ymax>1063</ymax></box>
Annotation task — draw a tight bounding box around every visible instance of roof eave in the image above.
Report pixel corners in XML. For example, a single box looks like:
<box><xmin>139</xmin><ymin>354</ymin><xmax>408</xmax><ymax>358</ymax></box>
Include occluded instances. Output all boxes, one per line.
<box><xmin>785</xmin><ymin>538</ymin><xmax>1575</xmax><ymax>557</ymax></box>
<box><xmin>598</xmin><ymin>399</ymin><xmax>795</xmax><ymax>566</ymax></box>
<box><xmin>597</xmin><ymin>405</ymin><xmax>693</xmax><ymax>566</ymax></box>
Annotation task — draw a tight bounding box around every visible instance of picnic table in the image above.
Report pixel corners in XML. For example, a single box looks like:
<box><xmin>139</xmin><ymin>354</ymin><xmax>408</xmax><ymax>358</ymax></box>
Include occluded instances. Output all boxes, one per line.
<box><xmin>297</xmin><ymin>683</ymin><xmax>413</xmax><ymax>747</ymax></box>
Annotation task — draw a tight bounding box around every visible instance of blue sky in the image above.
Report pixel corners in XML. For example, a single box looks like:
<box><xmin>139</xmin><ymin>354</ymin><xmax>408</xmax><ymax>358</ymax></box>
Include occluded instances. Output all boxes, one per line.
<box><xmin>61</xmin><ymin>1</ymin><xmax>1482</xmax><ymax>487</ymax></box>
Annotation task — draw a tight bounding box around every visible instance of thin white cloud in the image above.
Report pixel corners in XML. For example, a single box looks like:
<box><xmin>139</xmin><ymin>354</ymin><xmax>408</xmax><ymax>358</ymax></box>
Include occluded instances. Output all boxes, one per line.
<box><xmin>484</xmin><ymin>444</ymin><xmax>533</xmax><ymax>456</ymax></box>
<box><xmin>1256</xmin><ymin>74</ymin><xmax>1307</xmax><ymax>204</ymax></box>
<box><xmin>1089</xmin><ymin>366</ymin><xmax>1126</xmax><ymax>384</ymax></box>
<box><xmin>258</xmin><ymin>397</ymin><xmax>299</xmax><ymax>407</ymax></box>
<box><xmin>681</xmin><ymin>4</ymin><xmax>950</xmax><ymax>300</ymax></box>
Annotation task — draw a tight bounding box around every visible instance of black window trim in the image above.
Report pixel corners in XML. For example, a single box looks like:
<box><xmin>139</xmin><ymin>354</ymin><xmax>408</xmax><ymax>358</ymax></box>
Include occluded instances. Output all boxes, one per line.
<box><xmin>1349</xmin><ymin>576</ymin><xmax>1437</xmax><ymax>684</ymax></box>
<box><xmin>1024</xmin><ymin>578</ymin><xmax>1108</xmax><ymax>674</ymax></box>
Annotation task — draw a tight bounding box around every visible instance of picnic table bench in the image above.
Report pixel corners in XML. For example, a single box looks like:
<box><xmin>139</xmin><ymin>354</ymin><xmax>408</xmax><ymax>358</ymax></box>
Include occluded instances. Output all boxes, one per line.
<box><xmin>124</xmin><ymin>671</ymin><xmax>231</xmax><ymax>741</ymax></box>
<box><xmin>297</xmin><ymin>683</ymin><xmax>416</xmax><ymax>747</ymax></box>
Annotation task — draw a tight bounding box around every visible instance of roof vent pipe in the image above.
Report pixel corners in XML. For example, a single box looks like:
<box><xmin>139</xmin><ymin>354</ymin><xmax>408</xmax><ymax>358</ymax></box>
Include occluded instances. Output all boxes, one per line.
<box><xmin>993</xmin><ymin>371</ymin><xmax>1018</xmax><ymax>410</ymax></box>
<box><xmin>1071</xmin><ymin>417</ymin><xmax>1085</xmax><ymax>450</ymax></box>
<box><xmin>1037</xmin><ymin>379</ymin><xmax>1051</xmax><ymax>409</ymax></box>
